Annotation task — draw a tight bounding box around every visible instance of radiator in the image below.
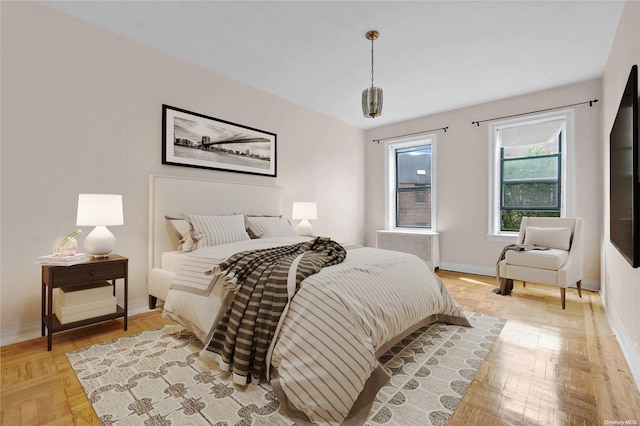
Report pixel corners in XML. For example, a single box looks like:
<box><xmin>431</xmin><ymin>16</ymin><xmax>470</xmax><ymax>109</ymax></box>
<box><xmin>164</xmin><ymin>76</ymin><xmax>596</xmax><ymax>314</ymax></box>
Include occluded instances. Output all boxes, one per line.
<box><xmin>376</xmin><ymin>230</ymin><xmax>440</xmax><ymax>271</ymax></box>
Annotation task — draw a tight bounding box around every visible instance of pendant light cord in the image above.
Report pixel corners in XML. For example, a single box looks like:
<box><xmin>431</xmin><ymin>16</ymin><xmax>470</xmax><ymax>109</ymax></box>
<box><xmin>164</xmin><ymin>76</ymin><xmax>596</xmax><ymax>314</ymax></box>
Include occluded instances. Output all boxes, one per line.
<box><xmin>370</xmin><ymin>37</ymin><xmax>375</xmax><ymax>88</ymax></box>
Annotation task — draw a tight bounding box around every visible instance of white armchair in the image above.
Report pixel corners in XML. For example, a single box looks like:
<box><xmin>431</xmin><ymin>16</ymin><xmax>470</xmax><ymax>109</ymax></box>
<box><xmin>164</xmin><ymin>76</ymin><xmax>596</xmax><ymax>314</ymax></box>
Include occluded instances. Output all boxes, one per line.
<box><xmin>498</xmin><ymin>217</ymin><xmax>584</xmax><ymax>309</ymax></box>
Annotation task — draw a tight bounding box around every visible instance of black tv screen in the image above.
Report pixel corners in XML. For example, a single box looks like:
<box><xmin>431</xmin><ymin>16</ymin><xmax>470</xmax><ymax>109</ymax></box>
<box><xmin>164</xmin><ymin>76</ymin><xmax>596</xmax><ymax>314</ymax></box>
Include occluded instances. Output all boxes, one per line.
<box><xmin>610</xmin><ymin>64</ymin><xmax>639</xmax><ymax>268</ymax></box>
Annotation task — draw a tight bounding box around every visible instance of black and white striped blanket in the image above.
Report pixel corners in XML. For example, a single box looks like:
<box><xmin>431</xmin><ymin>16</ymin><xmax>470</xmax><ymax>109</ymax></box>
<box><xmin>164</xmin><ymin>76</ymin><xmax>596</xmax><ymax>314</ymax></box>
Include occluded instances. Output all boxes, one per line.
<box><xmin>204</xmin><ymin>237</ymin><xmax>347</xmax><ymax>384</ymax></box>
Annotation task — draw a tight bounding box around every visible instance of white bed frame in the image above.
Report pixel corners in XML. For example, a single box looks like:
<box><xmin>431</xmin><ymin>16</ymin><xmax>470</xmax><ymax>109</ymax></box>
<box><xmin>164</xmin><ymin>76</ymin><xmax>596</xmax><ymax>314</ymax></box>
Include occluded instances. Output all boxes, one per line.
<box><xmin>148</xmin><ymin>175</ymin><xmax>283</xmax><ymax>308</ymax></box>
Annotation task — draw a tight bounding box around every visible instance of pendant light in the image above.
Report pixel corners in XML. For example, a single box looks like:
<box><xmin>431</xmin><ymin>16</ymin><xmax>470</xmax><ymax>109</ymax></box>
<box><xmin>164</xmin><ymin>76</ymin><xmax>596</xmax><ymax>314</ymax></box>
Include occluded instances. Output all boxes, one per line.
<box><xmin>362</xmin><ymin>30</ymin><xmax>383</xmax><ymax>118</ymax></box>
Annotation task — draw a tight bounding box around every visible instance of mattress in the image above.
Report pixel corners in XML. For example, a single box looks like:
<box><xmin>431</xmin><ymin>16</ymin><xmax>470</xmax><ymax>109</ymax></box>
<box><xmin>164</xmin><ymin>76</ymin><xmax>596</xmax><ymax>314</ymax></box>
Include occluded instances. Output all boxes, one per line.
<box><xmin>160</xmin><ymin>250</ymin><xmax>188</xmax><ymax>272</ymax></box>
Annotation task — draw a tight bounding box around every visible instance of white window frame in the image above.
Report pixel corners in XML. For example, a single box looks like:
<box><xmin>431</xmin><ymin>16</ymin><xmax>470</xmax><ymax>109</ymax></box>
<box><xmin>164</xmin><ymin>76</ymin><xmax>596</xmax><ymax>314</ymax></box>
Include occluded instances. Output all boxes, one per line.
<box><xmin>487</xmin><ymin>109</ymin><xmax>575</xmax><ymax>241</ymax></box>
<box><xmin>385</xmin><ymin>134</ymin><xmax>437</xmax><ymax>231</ymax></box>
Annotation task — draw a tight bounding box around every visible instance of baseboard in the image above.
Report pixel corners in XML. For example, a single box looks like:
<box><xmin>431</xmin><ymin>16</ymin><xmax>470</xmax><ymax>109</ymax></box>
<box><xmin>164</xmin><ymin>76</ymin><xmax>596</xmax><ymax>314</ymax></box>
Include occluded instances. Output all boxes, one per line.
<box><xmin>0</xmin><ymin>320</ymin><xmax>42</xmax><ymax>347</ymax></box>
<box><xmin>581</xmin><ymin>278</ymin><xmax>600</xmax><ymax>291</ymax></box>
<box><xmin>605</xmin><ymin>302</ymin><xmax>640</xmax><ymax>391</ymax></box>
<box><xmin>439</xmin><ymin>262</ymin><xmax>601</xmax><ymax>291</ymax></box>
<box><xmin>440</xmin><ymin>262</ymin><xmax>495</xmax><ymax>277</ymax></box>
<box><xmin>0</xmin><ymin>297</ymin><xmax>155</xmax><ymax>347</ymax></box>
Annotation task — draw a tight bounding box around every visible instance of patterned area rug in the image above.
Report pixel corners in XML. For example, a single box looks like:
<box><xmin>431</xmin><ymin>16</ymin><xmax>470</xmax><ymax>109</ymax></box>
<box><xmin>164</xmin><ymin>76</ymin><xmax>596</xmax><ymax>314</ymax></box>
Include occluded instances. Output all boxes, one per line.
<box><xmin>67</xmin><ymin>312</ymin><xmax>505</xmax><ymax>425</ymax></box>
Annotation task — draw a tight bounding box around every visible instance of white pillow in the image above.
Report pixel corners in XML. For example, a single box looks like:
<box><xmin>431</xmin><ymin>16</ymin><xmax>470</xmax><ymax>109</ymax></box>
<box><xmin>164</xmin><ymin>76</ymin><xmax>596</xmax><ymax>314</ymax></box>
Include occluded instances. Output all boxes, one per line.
<box><xmin>524</xmin><ymin>226</ymin><xmax>571</xmax><ymax>250</ymax></box>
<box><xmin>246</xmin><ymin>216</ymin><xmax>298</xmax><ymax>238</ymax></box>
<box><xmin>165</xmin><ymin>215</ymin><xmax>195</xmax><ymax>252</ymax></box>
<box><xmin>240</xmin><ymin>214</ymin><xmax>282</xmax><ymax>239</ymax></box>
<box><xmin>185</xmin><ymin>214</ymin><xmax>250</xmax><ymax>249</ymax></box>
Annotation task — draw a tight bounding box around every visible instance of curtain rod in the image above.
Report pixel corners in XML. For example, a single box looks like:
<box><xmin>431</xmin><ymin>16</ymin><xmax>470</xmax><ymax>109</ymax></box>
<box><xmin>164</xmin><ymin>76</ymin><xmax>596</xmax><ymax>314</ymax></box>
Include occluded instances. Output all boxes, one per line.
<box><xmin>471</xmin><ymin>99</ymin><xmax>598</xmax><ymax>127</ymax></box>
<box><xmin>372</xmin><ymin>126</ymin><xmax>449</xmax><ymax>144</ymax></box>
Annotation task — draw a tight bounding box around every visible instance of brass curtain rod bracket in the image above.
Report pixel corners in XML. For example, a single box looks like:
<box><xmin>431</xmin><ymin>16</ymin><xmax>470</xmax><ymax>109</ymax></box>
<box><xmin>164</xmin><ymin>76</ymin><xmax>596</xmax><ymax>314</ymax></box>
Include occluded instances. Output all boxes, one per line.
<box><xmin>372</xmin><ymin>126</ymin><xmax>449</xmax><ymax>144</ymax></box>
<box><xmin>471</xmin><ymin>99</ymin><xmax>599</xmax><ymax>127</ymax></box>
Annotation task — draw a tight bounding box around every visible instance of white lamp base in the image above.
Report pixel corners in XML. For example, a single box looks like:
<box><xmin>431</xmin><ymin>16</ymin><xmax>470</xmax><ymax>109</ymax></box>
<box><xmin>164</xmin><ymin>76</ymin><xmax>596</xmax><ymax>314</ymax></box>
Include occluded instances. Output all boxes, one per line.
<box><xmin>84</xmin><ymin>225</ymin><xmax>116</xmax><ymax>258</ymax></box>
<box><xmin>296</xmin><ymin>220</ymin><xmax>314</xmax><ymax>237</ymax></box>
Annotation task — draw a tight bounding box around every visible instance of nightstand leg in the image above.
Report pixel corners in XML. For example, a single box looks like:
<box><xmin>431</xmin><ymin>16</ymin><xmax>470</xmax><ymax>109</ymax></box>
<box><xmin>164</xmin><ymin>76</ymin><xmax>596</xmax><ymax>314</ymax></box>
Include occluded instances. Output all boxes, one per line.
<box><xmin>124</xmin><ymin>274</ymin><xmax>128</xmax><ymax>330</ymax></box>
<box><xmin>41</xmin><ymin>280</ymin><xmax>46</xmax><ymax>336</ymax></box>
<box><xmin>47</xmin><ymin>284</ymin><xmax>53</xmax><ymax>351</ymax></box>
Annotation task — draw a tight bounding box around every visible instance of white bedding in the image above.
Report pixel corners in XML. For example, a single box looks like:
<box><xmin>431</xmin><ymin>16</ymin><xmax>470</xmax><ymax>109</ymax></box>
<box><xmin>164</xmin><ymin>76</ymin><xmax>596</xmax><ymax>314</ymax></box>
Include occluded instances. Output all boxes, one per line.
<box><xmin>162</xmin><ymin>237</ymin><xmax>468</xmax><ymax>425</ymax></box>
<box><xmin>160</xmin><ymin>250</ymin><xmax>187</xmax><ymax>272</ymax></box>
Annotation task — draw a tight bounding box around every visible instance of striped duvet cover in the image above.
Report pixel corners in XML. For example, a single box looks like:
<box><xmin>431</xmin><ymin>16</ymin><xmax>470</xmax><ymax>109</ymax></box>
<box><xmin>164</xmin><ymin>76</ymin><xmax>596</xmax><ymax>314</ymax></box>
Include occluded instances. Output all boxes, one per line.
<box><xmin>268</xmin><ymin>245</ymin><xmax>469</xmax><ymax>425</ymax></box>
<box><xmin>164</xmin><ymin>238</ymin><xmax>469</xmax><ymax>425</ymax></box>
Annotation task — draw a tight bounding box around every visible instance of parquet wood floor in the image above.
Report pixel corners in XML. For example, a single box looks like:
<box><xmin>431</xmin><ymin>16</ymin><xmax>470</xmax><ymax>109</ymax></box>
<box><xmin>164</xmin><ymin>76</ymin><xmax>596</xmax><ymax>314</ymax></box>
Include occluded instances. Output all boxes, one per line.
<box><xmin>440</xmin><ymin>270</ymin><xmax>640</xmax><ymax>426</ymax></box>
<box><xmin>1</xmin><ymin>270</ymin><xmax>639</xmax><ymax>425</ymax></box>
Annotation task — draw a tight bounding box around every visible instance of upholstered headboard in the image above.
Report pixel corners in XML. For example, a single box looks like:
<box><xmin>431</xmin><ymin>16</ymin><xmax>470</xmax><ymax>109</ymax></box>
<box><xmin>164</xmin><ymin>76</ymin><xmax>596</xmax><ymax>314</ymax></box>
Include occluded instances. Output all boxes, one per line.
<box><xmin>148</xmin><ymin>175</ymin><xmax>283</xmax><ymax>270</ymax></box>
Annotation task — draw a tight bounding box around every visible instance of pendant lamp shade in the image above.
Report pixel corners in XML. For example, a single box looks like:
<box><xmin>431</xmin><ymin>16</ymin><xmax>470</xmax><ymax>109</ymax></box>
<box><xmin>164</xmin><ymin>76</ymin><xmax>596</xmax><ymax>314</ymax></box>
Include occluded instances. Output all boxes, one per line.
<box><xmin>362</xmin><ymin>86</ymin><xmax>383</xmax><ymax>118</ymax></box>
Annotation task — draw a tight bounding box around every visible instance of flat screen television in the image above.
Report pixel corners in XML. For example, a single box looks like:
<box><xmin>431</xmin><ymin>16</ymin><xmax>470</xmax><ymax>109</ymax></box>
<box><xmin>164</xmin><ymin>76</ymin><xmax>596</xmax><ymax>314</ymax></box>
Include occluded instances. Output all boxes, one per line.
<box><xmin>610</xmin><ymin>64</ymin><xmax>639</xmax><ymax>268</ymax></box>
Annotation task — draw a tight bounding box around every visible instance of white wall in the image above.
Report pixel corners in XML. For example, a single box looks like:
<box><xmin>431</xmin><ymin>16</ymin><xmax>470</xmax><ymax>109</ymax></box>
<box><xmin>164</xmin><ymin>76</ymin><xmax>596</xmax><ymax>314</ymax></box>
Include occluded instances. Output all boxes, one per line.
<box><xmin>601</xmin><ymin>0</ymin><xmax>640</xmax><ymax>387</ymax></box>
<box><xmin>365</xmin><ymin>79</ymin><xmax>602</xmax><ymax>288</ymax></box>
<box><xmin>0</xmin><ymin>2</ymin><xmax>365</xmax><ymax>344</ymax></box>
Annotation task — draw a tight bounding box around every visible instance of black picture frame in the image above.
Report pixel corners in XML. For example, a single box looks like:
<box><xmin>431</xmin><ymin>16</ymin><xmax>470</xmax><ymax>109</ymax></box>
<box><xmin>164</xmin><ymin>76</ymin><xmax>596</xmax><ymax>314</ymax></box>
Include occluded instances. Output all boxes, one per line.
<box><xmin>162</xmin><ymin>104</ymin><xmax>277</xmax><ymax>177</ymax></box>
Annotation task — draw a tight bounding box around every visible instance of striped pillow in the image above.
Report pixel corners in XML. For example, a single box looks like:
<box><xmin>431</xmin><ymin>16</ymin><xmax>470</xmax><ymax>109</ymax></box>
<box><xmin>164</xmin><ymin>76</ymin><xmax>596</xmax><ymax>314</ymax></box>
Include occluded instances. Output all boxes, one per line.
<box><xmin>185</xmin><ymin>214</ymin><xmax>250</xmax><ymax>249</ymax></box>
<box><xmin>246</xmin><ymin>216</ymin><xmax>298</xmax><ymax>238</ymax></box>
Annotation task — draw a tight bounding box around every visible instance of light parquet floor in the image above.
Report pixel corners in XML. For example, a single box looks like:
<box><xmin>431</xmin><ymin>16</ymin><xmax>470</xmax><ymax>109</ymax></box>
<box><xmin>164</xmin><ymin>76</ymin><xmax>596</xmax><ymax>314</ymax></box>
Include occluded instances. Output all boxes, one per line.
<box><xmin>1</xmin><ymin>270</ymin><xmax>639</xmax><ymax>425</ymax></box>
<box><xmin>440</xmin><ymin>270</ymin><xmax>640</xmax><ymax>426</ymax></box>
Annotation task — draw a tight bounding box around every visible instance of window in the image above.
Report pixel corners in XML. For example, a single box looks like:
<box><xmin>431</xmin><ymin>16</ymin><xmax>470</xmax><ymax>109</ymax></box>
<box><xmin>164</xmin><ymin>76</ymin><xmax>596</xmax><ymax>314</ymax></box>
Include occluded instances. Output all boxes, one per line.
<box><xmin>489</xmin><ymin>110</ymin><xmax>575</xmax><ymax>238</ymax></box>
<box><xmin>501</xmin><ymin>128</ymin><xmax>562</xmax><ymax>230</ymax></box>
<box><xmin>386</xmin><ymin>136</ymin><xmax>436</xmax><ymax>230</ymax></box>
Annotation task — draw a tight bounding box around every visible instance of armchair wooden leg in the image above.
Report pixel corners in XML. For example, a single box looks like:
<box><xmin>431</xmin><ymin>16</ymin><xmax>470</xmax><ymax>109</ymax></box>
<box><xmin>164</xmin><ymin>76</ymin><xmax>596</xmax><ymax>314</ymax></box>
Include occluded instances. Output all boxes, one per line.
<box><xmin>560</xmin><ymin>288</ymin><xmax>566</xmax><ymax>309</ymax></box>
<box><xmin>522</xmin><ymin>281</ymin><xmax>526</xmax><ymax>287</ymax></box>
<box><xmin>577</xmin><ymin>280</ymin><xmax>582</xmax><ymax>298</ymax></box>
<box><xmin>500</xmin><ymin>278</ymin><xmax>513</xmax><ymax>295</ymax></box>
<box><xmin>500</xmin><ymin>278</ymin><xmax>507</xmax><ymax>295</ymax></box>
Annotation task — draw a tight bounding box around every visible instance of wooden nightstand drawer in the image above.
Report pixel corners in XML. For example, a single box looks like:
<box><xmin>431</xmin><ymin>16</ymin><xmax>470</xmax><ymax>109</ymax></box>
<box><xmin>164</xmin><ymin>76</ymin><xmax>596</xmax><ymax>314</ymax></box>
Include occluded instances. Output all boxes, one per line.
<box><xmin>50</xmin><ymin>261</ymin><xmax>126</xmax><ymax>286</ymax></box>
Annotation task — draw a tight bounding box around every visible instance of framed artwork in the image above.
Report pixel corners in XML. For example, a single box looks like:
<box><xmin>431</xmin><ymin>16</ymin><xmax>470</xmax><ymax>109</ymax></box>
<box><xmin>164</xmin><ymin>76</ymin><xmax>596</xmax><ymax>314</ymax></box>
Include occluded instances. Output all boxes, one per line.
<box><xmin>162</xmin><ymin>104</ymin><xmax>277</xmax><ymax>177</ymax></box>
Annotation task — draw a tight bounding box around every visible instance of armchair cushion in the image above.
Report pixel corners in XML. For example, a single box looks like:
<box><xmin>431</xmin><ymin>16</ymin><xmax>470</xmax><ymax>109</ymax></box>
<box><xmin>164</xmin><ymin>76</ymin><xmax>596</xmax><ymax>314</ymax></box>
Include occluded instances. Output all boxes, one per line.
<box><xmin>523</xmin><ymin>226</ymin><xmax>571</xmax><ymax>250</ymax></box>
<box><xmin>505</xmin><ymin>248</ymin><xmax>569</xmax><ymax>271</ymax></box>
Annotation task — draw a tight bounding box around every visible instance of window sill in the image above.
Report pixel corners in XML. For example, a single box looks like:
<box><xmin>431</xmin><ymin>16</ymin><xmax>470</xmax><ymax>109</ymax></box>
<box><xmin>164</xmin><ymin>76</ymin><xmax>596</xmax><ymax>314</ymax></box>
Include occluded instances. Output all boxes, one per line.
<box><xmin>487</xmin><ymin>233</ymin><xmax>518</xmax><ymax>243</ymax></box>
<box><xmin>377</xmin><ymin>229</ymin><xmax>439</xmax><ymax>236</ymax></box>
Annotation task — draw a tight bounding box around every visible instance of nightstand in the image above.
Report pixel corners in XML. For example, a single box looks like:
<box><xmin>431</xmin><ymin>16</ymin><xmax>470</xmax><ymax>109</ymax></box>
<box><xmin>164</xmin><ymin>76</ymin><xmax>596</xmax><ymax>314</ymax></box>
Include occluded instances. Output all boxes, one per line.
<box><xmin>41</xmin><ymin>254</ymin><xmax>128</xmax><ymax>351</ymax></box>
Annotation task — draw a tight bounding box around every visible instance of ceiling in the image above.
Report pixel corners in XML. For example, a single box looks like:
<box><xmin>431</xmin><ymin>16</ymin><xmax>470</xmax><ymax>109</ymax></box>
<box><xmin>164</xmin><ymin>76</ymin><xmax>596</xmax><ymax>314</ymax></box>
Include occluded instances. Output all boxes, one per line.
<box><xmin>42</xmin><ymin>1</ymin><xmax>624</xmax><ymax>130</ymax></box>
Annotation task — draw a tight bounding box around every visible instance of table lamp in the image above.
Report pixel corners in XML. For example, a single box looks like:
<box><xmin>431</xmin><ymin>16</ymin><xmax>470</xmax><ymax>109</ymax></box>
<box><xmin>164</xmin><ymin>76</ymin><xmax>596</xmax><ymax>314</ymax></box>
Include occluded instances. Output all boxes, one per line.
<box><xmin>76</xmin><ymin>194</ymin><xmax>124</xmax><ymax>258</ymax></box>
<box><xmin>292</xmin><ymin>202</ymin><xmax>317</xmax><ymax>236</ymax></box>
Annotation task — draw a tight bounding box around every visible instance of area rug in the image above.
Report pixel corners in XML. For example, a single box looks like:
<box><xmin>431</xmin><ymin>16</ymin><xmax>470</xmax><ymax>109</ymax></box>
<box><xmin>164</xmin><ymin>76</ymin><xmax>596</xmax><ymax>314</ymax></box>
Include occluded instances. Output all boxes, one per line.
<box><xmin>67</xmin><ymin>312</ymin><xmax>505</xmax><ymax>425</ymax></box>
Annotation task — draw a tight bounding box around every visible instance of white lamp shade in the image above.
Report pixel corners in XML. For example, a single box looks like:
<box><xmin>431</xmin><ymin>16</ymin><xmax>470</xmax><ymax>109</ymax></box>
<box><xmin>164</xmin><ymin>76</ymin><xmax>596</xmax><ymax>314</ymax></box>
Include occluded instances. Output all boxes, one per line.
<box><xmin>76</xmin><ymin>194</ymin><xmax>124</xmax><ymax>226</ymax></box>
<box><xmin>292</xmin><ymin>202</ymin><xmax>318</xmax><ymax>221</ymax></box>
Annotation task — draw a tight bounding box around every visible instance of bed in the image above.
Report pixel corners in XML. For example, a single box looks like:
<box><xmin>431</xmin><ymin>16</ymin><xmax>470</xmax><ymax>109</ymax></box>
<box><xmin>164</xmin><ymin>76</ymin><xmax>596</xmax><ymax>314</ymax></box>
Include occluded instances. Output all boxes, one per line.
<box><xmin>147</xmin><ymin>175</ymin><xmax>470</xmax><ymax>425</ymax></box>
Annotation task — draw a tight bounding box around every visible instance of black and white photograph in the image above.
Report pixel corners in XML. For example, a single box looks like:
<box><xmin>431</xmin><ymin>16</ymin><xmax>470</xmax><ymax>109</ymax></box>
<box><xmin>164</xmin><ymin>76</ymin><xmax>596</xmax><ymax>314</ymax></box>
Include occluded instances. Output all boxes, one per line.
<box><xmin>162</xmin><ymin>104</ymin><xmax>277</xmax><ymax>177</ymax></box>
